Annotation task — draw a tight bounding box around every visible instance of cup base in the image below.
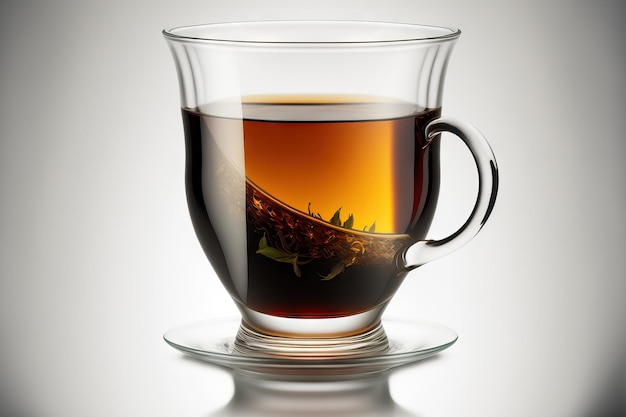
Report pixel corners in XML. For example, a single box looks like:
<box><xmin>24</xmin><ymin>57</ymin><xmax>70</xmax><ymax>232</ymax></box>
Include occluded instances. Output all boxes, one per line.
<box><xmin>234</xmin><ymin>319</ymin><xmax>389</xmax><ymax>359</ymax></box>
<box><xmin>238</xmin><ymin>304</ymin><xmax>388</xmax><ymax>337</ymax></box>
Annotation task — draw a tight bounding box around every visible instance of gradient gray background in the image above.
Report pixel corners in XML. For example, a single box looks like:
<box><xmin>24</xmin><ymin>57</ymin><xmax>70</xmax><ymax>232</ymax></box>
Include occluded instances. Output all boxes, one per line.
<box><xmin>1</xmin><ymin>1</ymin><xmax>624</xmax><ymax>416</ymax></box>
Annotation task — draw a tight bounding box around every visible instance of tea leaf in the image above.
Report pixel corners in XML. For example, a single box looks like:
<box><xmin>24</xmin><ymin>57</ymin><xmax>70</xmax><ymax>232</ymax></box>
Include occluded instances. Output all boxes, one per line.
<box><xmin>329</xmin><ymin>207</ymin><xmax>342</xmax><ymax>226</ymax></box>
<box><xmin>258</xmin><ymin>234</ymin><xmax>270</xmax><ymax>250</ymax></box>
<box><xmin>369</xmin><ymin>221</ymin><xmax>376</xmax><ymax>233</ymax></box>
<box><xmin>257</xmin><ymin>235</ymin><xmax>301</xmax><ymax>277</ymax></box>
<box><xmin>257</xmin><ymin>243</ymin><xmax>296</xmax><ymax>264</ymax></box>
<box><xmin>319</xmin><ymin>260</ymin><xmax>346</xmax><ymax>281</ymax></box>
<box><xmin>342</xmin><ymin>213</ymin><xmax>354</xmax><ymax>229</ymax></box>
<box><xmin>292</xmin><ymin>260</ymin><xmax>302</xmax><ymax>277</ymax></box>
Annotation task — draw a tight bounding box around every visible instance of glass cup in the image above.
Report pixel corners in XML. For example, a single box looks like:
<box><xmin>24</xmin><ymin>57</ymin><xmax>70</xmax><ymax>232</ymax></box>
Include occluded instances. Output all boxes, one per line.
<box><xmin>163</xmin><ymin>21</ymin><xmax>498</xmax><ymax>357</ymax></box>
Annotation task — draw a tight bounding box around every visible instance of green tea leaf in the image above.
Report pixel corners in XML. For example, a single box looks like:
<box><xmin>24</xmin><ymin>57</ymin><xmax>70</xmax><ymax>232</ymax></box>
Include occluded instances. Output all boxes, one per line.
<box><xmin>257</xmin><ymin>235</ymin><xmax>301</xmax><ymax>276</ymax></box>
<box><xmin>258</xmin><ymin>234</ymin><xmax>270</xmax><ymax>250</ymax></box>
<box><xmin>292</xmin><ymin>259</ymin><xmax>302</xmax><ymax>277</ymax></box>
<box><xmin>342</xmin><ymin>213</ymin><xmax>354</xmax><ymax>229</ymax></box>
<box><xmin>319</xmin><ymin>260</ymin><xmax>346</xmax><ymax>281</ymax></box>
<box><xmin>329</xmin><ymin>207</ymin><xmax>342</xmax><ymax>226</ymax></box>
<box><xmin>369</xmin><ymin>221</ymin><xmax>376</xmax><ymax>233</ymax></box>
<box><xmin>257</xmin><ymin>244</ymin><xmax>298</xmax><ymax>264</ymax></box>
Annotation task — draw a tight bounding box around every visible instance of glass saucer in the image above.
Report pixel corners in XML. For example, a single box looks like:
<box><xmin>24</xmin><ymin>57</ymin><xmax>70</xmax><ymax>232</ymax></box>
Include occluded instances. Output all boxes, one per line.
<box><xmin>164</xmin><ymin>317</ymin><xmax>457</xmax><ymax>378</ymax></box>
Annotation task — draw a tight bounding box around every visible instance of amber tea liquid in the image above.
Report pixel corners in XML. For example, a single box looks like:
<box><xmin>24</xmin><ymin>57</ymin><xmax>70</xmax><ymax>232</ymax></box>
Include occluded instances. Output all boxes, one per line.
<box><xmin>183</xmin><ymin>97</ymin><xmax>441</xmax><ymax>318</ymax></box>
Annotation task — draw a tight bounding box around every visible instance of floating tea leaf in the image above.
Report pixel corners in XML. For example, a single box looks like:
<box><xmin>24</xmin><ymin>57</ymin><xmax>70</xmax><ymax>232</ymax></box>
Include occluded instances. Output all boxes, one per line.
<box><xmin>257</xmin><ymin>235</ymin><xmax>301</xmax><ymax>277</ymax></box>
<box><xmin>329</xmin><ymin>207</ymin><xmax>342</xmax><ymax>226</ymax></box>
<box><xmin>319</xmin><ymin>260</ymin><xmax>346</xmax><ymax>281</ymax></box>
<box><xmin>343</xmin><ymin>213</ymin><xmax>354</xmax><ymax>229</ymax></box>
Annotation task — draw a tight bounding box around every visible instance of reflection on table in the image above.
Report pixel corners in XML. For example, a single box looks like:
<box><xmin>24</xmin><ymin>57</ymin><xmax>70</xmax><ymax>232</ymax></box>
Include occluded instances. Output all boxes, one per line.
<box><xmin>206</xmin><ymin>367</ymin><xmax>420</xmax><ymax>417</ymax></box>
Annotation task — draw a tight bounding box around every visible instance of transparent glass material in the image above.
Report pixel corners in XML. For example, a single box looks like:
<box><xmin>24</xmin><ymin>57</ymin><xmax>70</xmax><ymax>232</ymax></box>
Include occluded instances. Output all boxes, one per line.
<box><xmin>163</xmin><ymin>21</ymin><xmax>498</xmax><ymax>358</ymax></box>
<box><xmin>164</xmin><ymin>317</ymin><xmax>457</xmax><ymax>378</ymax></box>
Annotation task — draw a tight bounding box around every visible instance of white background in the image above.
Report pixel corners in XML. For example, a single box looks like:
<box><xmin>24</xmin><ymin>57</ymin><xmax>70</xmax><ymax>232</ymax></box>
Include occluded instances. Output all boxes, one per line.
<box><xmin>0</xmin><ymin>1</ymin><xmax>624</xmax><ymax>416</ymax></box>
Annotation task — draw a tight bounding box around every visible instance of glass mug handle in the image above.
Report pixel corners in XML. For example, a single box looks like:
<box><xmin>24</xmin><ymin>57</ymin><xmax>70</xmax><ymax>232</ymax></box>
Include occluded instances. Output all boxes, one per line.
<box><xmin>400</xmin><ymin>117</ymin><xmax>499</xmax><ymax>269</ymax></box>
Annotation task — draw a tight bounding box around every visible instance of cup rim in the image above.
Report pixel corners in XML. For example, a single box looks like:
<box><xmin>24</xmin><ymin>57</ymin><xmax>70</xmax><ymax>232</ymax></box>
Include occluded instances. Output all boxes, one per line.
<box><xmin>162</xmin><ymin>20</ymin><xmax>460</xmax><ymax>46</ymax></box>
